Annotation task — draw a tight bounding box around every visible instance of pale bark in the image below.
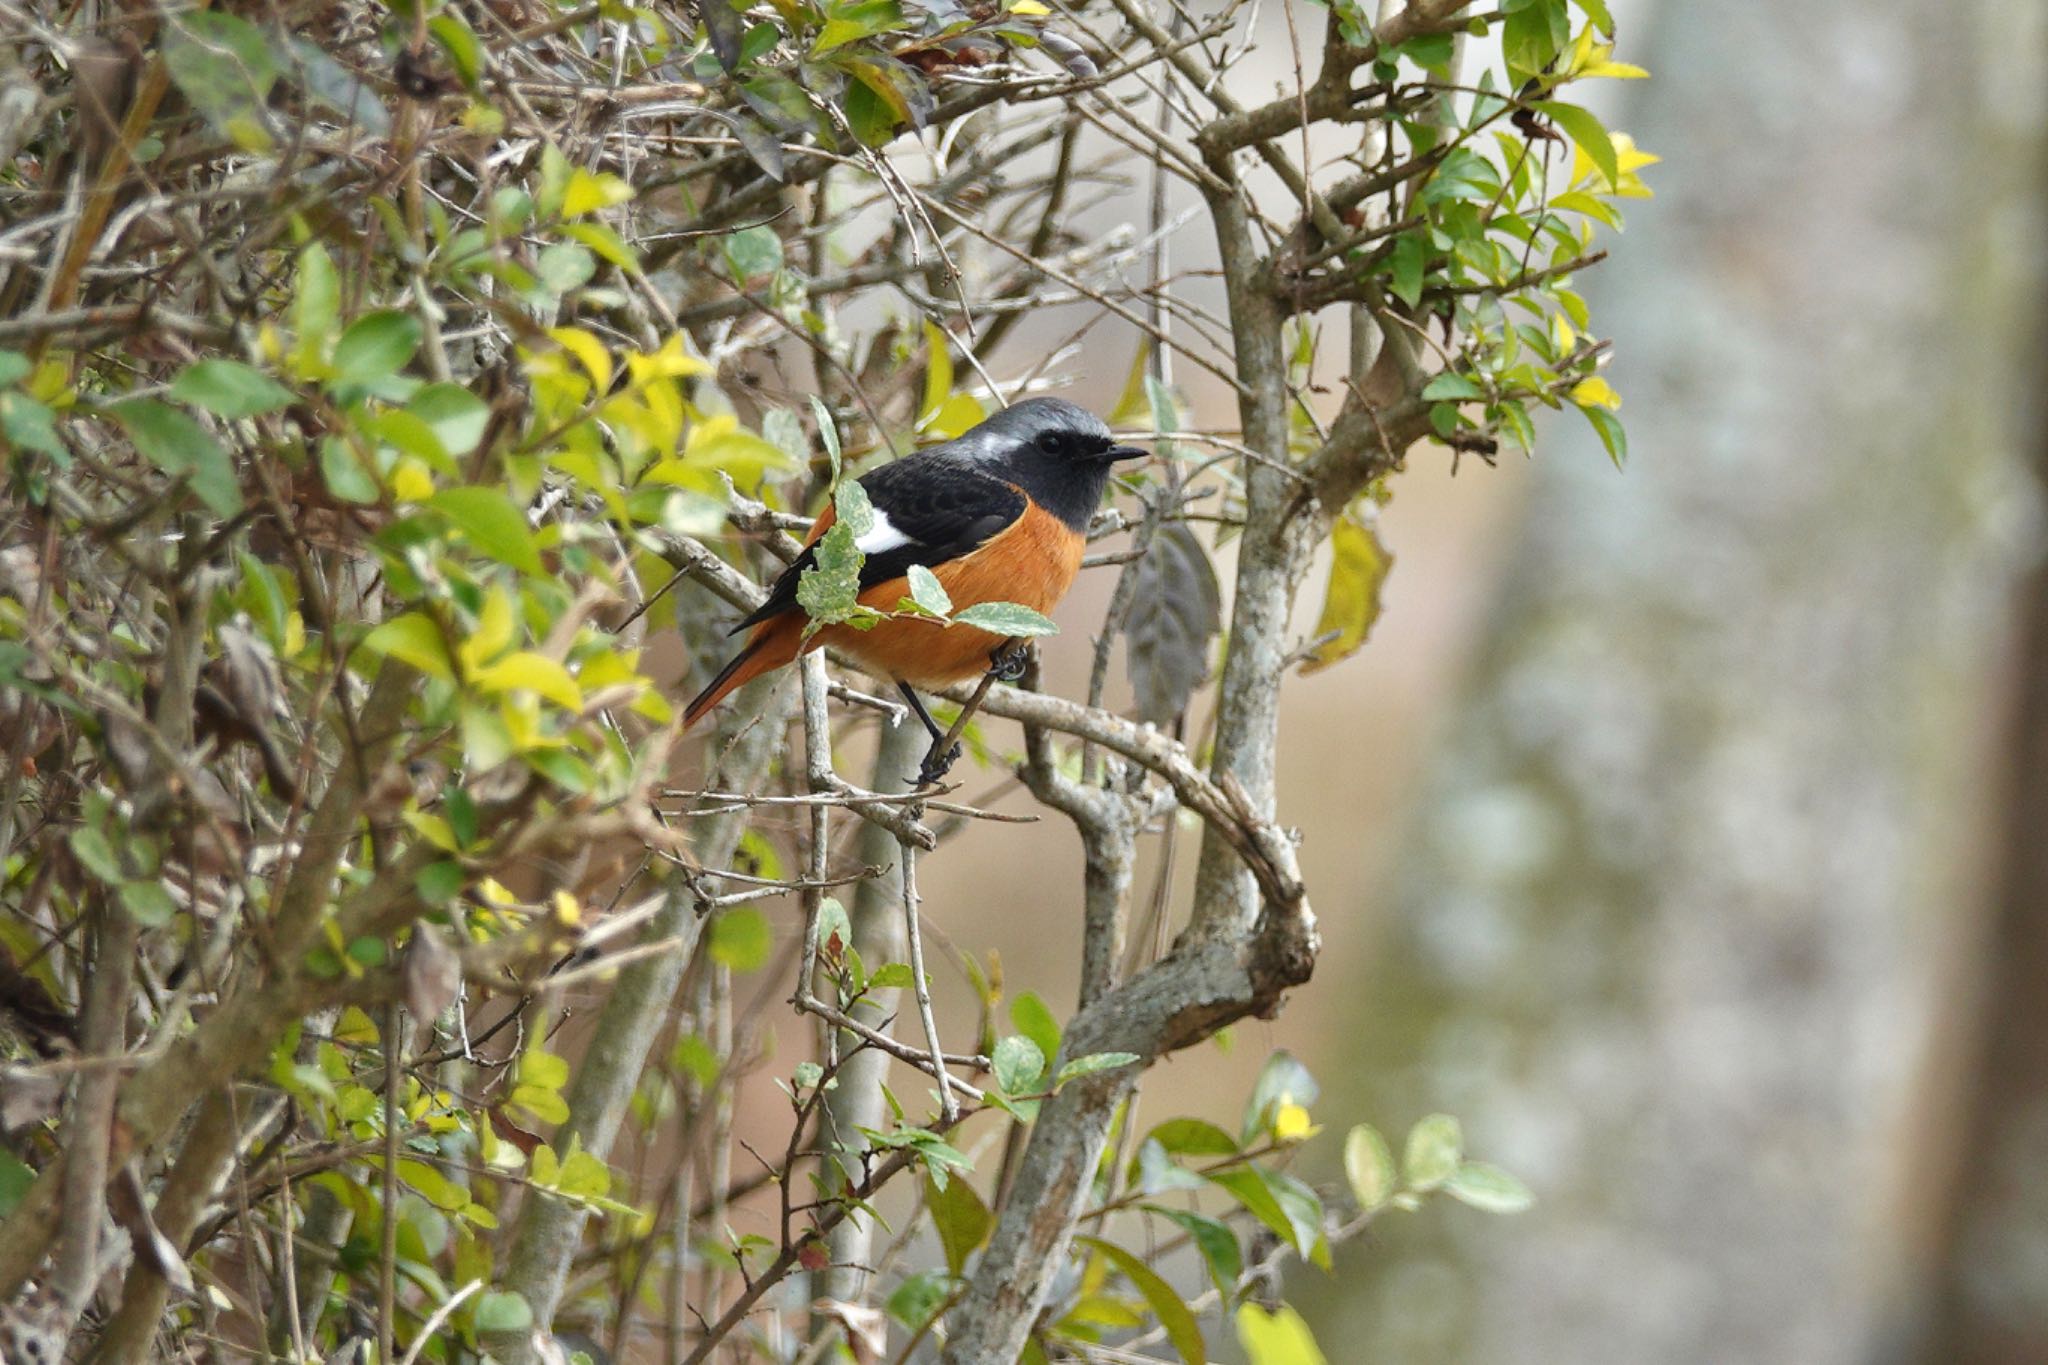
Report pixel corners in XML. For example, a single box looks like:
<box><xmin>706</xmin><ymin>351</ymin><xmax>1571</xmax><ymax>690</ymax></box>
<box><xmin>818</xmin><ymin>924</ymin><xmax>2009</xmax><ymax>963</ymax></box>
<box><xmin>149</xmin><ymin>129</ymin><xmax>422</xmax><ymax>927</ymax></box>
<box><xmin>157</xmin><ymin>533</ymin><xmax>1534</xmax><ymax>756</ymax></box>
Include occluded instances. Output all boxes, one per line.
<box><xmin>1318</xmin><ymin>2</ymin><xmax>2044</xmax><ymax>1361</ymax></box>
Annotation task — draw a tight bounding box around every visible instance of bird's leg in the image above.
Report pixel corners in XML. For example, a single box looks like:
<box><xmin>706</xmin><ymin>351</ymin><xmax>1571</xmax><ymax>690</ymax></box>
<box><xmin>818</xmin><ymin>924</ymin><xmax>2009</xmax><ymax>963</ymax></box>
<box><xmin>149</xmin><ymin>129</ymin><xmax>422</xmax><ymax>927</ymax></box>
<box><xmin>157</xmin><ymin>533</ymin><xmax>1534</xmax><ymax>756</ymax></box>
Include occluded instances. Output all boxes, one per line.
<box><xmin>910</xmin><ymin>643</ymin><xmax>1034</xmax><ymax>789</ymax></box>
<box><xmin>897</xmin><ymin>683</ymin><xmax>951</xmax><ymax>746</ymax></box>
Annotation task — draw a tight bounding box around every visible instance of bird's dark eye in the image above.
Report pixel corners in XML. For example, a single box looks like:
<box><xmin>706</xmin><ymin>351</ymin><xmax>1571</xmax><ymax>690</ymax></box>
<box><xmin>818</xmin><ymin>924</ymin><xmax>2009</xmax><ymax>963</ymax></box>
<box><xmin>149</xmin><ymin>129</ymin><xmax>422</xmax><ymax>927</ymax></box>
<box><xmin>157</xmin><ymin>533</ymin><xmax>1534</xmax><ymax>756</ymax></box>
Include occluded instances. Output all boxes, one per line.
<box><xmin>1036</xmin><ymin>432</ymin><xmax>1065</xmax><ymax>455</ymax></box>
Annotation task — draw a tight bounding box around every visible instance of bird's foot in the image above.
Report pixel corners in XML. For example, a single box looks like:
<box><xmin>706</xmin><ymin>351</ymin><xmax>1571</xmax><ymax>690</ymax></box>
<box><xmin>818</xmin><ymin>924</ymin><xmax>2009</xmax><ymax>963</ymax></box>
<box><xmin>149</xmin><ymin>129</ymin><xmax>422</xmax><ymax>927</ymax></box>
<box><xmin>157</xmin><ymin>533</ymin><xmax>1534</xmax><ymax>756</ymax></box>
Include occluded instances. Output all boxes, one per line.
<box><xmin>912</xmin><ymin>740</ymin><xmax>964</xmax><ymax>789</ymax></box>
<box><xmin>988</xmin><ymin>641</ymin><xmax>1032</xmax><ymax>684</ymax></box>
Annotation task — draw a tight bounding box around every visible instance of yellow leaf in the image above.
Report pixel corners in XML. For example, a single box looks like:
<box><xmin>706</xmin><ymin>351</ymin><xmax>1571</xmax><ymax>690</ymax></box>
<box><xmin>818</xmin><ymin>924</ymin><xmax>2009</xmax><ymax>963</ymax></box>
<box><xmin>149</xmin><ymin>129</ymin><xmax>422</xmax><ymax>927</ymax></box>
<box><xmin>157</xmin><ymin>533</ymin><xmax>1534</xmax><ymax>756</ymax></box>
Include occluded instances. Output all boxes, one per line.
<box><xmin>562</xmin><ymin>167</ymin><xmax>633</xmax><ymax>218</ymax></box>
<box><xmin>390</xmin><ymin>457</ymin><xmax>435</xmax><ymax>503</ymax></box>
<box><xmin>1301</xmin><ymin>515</ymin><xmax>1392</xmax><ymax>673</ymax></box>
<box><xmin>1273</xmin><ymin>1102</ymin><xmax>1319</xmax><ymax>1143</ymax></box>
<box><xmin>548</xmin><ymin>326</ymin><xmax>613</xmax><ymax>391</ymax></box>
<box><xmin>1550</xmin><ymin>311</ymin><xmax>1576</xmax><ymax>356</ymax></box>
<box><xmin>1575</xmin><ymin>132</ymin><xmax>1659</xmax><ymax>199</ymax></box>
<box><xmin>625</xmin><ymin>335</ymin><xmax>711</xmax><ymax>383</ymax></box>
<box><xmin>472</xmin><ymin>651</ymin><xmax>584</xmax><ymax>711</ymax></box>
<box><xmin>577</xmin><ymin>649</ymin><xmax>642</xmax><ymax>690</ymax></box>
<box><xmin>929</xmin><ymin>393</ymin><xmax>986</xmax><ymax>440</ymax></box>
<box><xmin>552</xmin><ymin>889</ymin><xmax>581</xmax><ymax>926</ymax></box>
<box><xmin>1108</xmin><ymin>342</ymin><xmax>1153</xmax><ymax>428</ymax></box>
<box><xmin>1570</xmin><ymin>375</ymin><xmax>1622</xmax><ymax>410</ymax></box>
<box><xmin>362</xmin><ymin>611</ymin><xmax>454</xmax><ymax>682</ymax></box>
<box><xmin>477</xmin><ymin>878</ymin><xmax>516</xmax><ymax>907</ymax></box>
<box><xmin>1008</xmin><ymin>0</ymin><xmax>1050</xmax><ymax>13</ymax></box>
<box><xmin>642</xmin><ymin>378</ymin><xmax>685</xmax><ymax>452</ymax></box>
<box><xmin>460</xmin><ymin>586</ymin><xmax>517</xmax><ymax>672</ymax></box>
<box><xmin>1613</xmin><ymin>133</ymin><xmax>1661</xmax><ymax>174</ymax></box>
<box><xmin>405</xmin><ymin>809</ymin><xmax>459</xmax><ymax>852</ymax></box>
<box><xmin>1237</xmin><ymin>1303</ymin><xmax>1329</xmax><ymax>1365</ymax></box>
<box><xmin>919</xmin><ymin>320</ymin><xmax>955</xmax><ymax>426</ymax></box>
<box><xmin>283</xmin><ymin>610</ymin><xmax>305</xmax><ymax>658</ymax></box>
<box><xmin>1583</xmin><ymin>57</ymin><xmax>1649</xmax><ymax>79</ymax></box>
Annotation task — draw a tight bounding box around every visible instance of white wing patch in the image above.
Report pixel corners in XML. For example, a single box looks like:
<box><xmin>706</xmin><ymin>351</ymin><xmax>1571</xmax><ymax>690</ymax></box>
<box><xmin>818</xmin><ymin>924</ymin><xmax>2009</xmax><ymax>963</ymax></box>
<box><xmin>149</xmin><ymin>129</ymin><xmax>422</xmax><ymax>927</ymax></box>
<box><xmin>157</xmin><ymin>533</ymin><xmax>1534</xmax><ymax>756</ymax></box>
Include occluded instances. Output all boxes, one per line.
<box><xmin>854</xmin><ymin>509</ymin><xmax>913</xmax><ymax>555</ymax></box>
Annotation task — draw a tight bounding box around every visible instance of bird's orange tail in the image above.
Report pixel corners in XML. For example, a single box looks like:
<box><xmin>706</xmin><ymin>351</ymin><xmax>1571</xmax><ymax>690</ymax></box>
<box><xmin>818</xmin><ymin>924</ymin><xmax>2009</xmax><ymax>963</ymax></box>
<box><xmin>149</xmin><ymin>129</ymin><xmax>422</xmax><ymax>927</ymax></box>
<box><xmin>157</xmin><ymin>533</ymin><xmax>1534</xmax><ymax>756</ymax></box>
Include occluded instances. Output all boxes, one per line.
<box><xmin>683</xmin><ymin>617</ymin><xmax>805</xmax><ymax>729</ymax></box>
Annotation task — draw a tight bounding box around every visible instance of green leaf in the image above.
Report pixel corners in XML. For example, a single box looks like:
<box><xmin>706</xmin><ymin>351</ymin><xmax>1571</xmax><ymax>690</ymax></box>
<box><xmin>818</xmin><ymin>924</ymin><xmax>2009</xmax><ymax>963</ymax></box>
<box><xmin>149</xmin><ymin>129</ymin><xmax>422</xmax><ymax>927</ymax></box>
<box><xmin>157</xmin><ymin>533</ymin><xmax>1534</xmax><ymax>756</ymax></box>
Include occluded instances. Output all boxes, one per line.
<box><xmin>1205</xmin><ymin>1167</ymin><xmax>1314</xmax><ymax>1257</ymax></box>
<box><xmin>1235</xmin><ymin>1303</ymin><xmax>1328</xmax><ymax>1365</ymax></box>
<box><xmin>1445</xmin><ymin>1160</ymin><xmax>1535</xmax><ymax>1213</ymax></box>
<box><xmin>813</xmin><ymin>896</ymin><xmax>852</xmax><ymax>957</ymax></box>
<box><xmin>797</xmin><ymin>482</ymin><xmax>875</xmax><ymax>628</ymax></box>
<box><xmin>429</xmin><ymin>487</ymin><xmax>543</xmax><ymax>573</ymax></box>
<box><xmin>1403</xmin><ymin>1113</ymin><xmax>1463</xmax><ymax>1191</ymax></box>
<box><xmin>536</xmin><ymin>243</ymin><xmax>596</xmax><ymax>295</ymax></box>
<box><xmin>117</xmin><ymin>880</ymin><xmax>179</xmax><ymax>928</ymax></box>
<box><xmin>992</xmin><ymin>1035</ymin><xmax>1046</xmax><ymax>1095</ymax></box>
<box><xmin>1009</xmin><ymin>991</ymin><xmax>1061</xmax><ymax>1062</ymax></box>
<box><xmin>723</xmin><ymin>225</ymin><xmax>784</xmax><ymax>282</ymax></box>
<box><xmin>0</xmin><ymin>351</ymin><xmax>30</xmax><ymax>387</ymax></box>
<box><xmin>885</xmin><ymin>1269</ymin><xmax>952</xmax><ymax>1331</ymax></box>
<box><xmin>396</xmin><ymin>1158</ymin><xmax>469</xmax><ymax>1211</ymax></box>
<box><xmin>1149</xmin><ymin>1207</ymin><xmax>1240</xmax><ymax>1300</ymax></box>
<box><xmin>164</xmin><ymin>13</ymin><xmax>280</xmax><ymax>149</ymax></box>
<box><xmin>473</xmin><ymin>1290</ymin><xmax>533</xmax><ymax>1333</ymax></box>
<box><xmin>1054</xmin><ymin>1051</ymin><xmax>1137</xmax><ymax>1086</ymax></box>
<box><xmin>1578</xmin><ymin>402</ymin><xmax>1628</xmax><ymax>467</ymax></box>
<box><xmin>809</xmin><ymin>394</ymin><xmax>841</xmax><ymax>481</ymax></box>
<box><xmin>427</xmin><ymin>14</ymin><xmax>484</xmax><ymax>88</ymax></box>
<box><xmin>289</xmin><ymin>36</ymin><xmax>389</xmax><ymax>135</ymax></box>
<box><xmin>408</xmin><ymin>384</ymin><xmax>490</xmax><ymax>457</ymax></box>
<box><xmin>331</xmin><ymin>311</ymin><xmax>422</xmax><ymax>387</ymax></box>
<box><xmin>709</xmin><ymin>907</ymin><xmax>773</xmax><ymax>971</ymax></box>
<box><xmin>362</xmin><ymin>611</ymin><xmax>455</xmax><ymax>682</ymax></box>
<box><xmin>68</xmin><ymin>826</ymin><xmax>123</xmax><ymax>883</ymax></box>
<box><xmin>1343</xmin><ymin>1123</ymin><xmax>1396</xmax><ymax>1211</ymax></box>
<box><xmin>1535</xmin><ymin>99</ymin><xmax>1619</xmax><ymax>187</ymax></box>
<box><xmin>1388</xmin><ymin>234</ymin><xmax>1426</xmax><ymax>309</ymax></box>
<box><xmin>0</xmin><ymin>391</ymin><xmax>65</xmax><ymax>459</ymax></box>
<box><xmin>811</xmin><ymin>0</ymin><xmax>903</xmax><ymax>53</ymax></box>
<box><xmin>1421</xmin><ymin>372</ymin><xmax>1486</xmax><ymax>401</ymax></box>
<box><xmin>318</xmin><ymin>438</ymin><xmax>379</xmax><ymax>505</ymax></box>
<box><xmin>951</xmin><ymin>601</ymin><xmax>1058</xmax><ymax>638</ymax></box>
<box><xmin>1300</xmin><ymin>515</ymin><xmax>1391</xmax><ymax>673</ymax></box>
<box><xmin>1145</xmin><ymin>1118</ymin><xmax>1239</xmax><ymax>1158</ymax></box>
<box><xmin>415</xmin><ymin>860</ymin><xmax>465</xmax><ymax>906</ymax></box>
<box><xmin>0</xmin><ymin>1150</ymin><xmax>35</xmax><ymax>1219</ymax></box>
<box><xmin>171</xmin><ymin>359</ymin><xmax>293</xmax><ymax>417</ymax></box>
<box><xmin>906</xmin><ymin>564</ymin><xmax>952</xmax><ymax>616</ymax></box>
<box><xmin>112</xmin><ymin>400</ymin><xmax>242</xmax><ymax>516</ymax></box>
<box><xmin>865</xmin><ymin>962</ymin><xmax>915</xmax><ymax>990</ymax></box>
<box><xmin>926</xmin><ymin>1173</ymin><xmax>991</xmax><ymax>1276</ymax></box>
<box><xmin>1079</xmin><ymin>1237</ymin><xmax>1207</xmax><ymax>1365</ymax></box>
<box><xmin>294</xmin><ymin>245</ymin><xmax>339</xmax><ymax>367</ymax></box>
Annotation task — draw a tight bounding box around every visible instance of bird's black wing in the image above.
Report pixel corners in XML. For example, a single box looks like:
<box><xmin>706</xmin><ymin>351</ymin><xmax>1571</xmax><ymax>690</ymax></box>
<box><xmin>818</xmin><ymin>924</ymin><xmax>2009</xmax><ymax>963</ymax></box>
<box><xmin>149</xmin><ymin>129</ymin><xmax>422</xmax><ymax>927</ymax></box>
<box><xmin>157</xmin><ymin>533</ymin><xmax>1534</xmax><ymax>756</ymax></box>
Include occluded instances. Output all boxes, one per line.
<box><xmin>733</xmin><ymin>455</ymin><xmax>1026</xmax><ymax>632</ymax></box>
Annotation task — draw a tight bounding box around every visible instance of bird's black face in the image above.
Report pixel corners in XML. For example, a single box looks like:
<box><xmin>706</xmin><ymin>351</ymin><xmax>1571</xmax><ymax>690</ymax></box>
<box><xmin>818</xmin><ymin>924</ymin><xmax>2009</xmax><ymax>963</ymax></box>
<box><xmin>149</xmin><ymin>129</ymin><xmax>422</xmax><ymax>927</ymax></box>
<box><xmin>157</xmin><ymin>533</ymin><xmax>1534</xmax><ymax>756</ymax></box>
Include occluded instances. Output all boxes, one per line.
<box><xmin>968</xmin><ymin>398</ymin><xmax>1147</xmax><ymax>530</ymax></box>
<box><xmin>1029</xmin><ymin>424</ymin><xmax>1150</xmax><ymax>465</ymax></box>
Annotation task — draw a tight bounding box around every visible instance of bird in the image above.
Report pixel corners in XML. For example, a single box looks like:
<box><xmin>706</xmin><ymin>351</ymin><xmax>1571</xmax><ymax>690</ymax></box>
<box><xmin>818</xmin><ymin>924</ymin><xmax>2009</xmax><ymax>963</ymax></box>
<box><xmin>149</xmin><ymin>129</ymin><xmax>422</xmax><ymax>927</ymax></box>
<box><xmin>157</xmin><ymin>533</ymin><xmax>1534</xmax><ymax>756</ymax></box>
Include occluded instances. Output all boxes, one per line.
<box><xmin>684</xmin><ymin>397</ymin><xmax>1147</xmax><ymax>782</ymax></box>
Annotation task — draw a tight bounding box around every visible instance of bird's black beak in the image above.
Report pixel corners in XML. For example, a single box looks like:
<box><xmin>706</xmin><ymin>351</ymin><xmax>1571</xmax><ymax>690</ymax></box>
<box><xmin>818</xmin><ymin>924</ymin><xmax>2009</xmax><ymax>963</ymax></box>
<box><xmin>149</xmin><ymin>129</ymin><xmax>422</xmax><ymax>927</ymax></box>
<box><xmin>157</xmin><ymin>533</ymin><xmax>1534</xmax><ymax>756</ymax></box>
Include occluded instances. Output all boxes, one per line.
<box><xmin>1103</xmin><ymin>443</ymin><xmax>1149</xmax><ymax>463</ymax></box>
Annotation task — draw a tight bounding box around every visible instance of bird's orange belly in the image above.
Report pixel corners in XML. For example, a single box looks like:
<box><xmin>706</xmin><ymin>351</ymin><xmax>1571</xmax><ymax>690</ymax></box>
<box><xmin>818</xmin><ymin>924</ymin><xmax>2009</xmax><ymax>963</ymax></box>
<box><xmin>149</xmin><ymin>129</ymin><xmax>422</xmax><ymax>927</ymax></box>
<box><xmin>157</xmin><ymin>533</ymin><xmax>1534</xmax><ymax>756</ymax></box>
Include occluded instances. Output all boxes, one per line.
<box><xmin>814</xmin><ymin>501</ymin><xmax>1084</xmax><ymax>688</ymax></box>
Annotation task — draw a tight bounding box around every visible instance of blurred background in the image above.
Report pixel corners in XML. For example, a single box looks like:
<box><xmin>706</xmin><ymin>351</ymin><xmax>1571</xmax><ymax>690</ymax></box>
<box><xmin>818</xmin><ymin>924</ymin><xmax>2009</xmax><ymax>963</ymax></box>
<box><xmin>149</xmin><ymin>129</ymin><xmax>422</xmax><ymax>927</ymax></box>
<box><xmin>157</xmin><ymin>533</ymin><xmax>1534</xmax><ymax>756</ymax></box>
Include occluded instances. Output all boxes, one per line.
<box><xmin>862</xmin><ymin>0</ymin><xmax>2048</xmax><ymax>1361</ymax></box>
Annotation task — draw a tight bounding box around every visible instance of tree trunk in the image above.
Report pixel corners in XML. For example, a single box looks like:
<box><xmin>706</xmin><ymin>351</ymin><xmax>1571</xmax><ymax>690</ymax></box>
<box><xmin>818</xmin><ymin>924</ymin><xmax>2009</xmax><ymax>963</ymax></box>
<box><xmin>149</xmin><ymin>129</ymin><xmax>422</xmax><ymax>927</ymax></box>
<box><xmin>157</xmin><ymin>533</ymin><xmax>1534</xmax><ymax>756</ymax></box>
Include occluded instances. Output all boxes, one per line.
<box><xmin>1316</xmin><ymin>1</ymin><xmax>2046</xmax><ymax>1361</ymax></box>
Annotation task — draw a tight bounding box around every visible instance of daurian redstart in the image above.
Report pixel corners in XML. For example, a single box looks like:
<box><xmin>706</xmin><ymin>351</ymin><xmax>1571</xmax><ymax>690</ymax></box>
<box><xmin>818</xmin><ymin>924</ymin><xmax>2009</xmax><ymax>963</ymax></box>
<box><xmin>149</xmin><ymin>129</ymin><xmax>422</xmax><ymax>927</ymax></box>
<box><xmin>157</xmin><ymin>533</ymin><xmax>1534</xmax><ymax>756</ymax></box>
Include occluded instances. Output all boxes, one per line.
<box><xmin>684</xmin><ymin>398</ymin><xmax>1145</xmax><ymax>774</ymax></box>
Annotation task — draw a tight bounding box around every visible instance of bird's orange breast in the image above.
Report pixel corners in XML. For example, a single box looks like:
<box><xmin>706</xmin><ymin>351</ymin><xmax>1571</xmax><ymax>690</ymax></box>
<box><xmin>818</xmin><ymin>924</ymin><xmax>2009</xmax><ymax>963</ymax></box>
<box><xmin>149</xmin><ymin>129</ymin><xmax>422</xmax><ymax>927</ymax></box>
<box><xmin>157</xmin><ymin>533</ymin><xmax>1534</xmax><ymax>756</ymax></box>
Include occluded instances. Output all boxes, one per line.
<box><xmin>815</xmin><ymin>498</ymin><xmax>1085</xmax><ymax>687</ymax></box>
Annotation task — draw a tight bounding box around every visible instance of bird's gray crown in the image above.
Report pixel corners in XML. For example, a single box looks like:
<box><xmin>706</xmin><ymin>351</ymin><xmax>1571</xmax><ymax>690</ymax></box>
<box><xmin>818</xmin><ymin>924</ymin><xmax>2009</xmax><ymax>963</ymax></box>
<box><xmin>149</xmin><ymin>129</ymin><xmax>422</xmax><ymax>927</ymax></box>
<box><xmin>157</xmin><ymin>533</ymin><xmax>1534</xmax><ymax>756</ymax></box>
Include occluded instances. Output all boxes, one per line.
<box><xmin>946</xmin><ymin>396</ymin><xmax>1112</xmax><ymax>462</ymax></box>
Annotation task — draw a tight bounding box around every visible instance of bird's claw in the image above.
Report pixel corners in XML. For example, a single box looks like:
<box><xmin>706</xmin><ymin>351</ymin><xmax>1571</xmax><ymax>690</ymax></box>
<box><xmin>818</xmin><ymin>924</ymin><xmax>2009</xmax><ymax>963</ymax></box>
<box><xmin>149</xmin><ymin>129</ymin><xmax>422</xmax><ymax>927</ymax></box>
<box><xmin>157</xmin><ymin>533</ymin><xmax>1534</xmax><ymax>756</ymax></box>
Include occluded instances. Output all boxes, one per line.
<box><xmin>989</xmin><ymin>642</ymin><xmax>1031</xmax><ymax>684</ymax></box>
<box><xmin>912</xmin><ymin>741</ymin><xmax>964</xmax><ymax>789</ymax></box>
